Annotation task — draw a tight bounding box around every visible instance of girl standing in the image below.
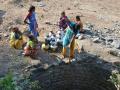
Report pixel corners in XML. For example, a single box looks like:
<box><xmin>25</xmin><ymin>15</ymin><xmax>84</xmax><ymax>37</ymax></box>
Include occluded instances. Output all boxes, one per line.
<box><xmin>59</xmin><ymin>11</ymin><xmax>68</xmax><ymax>31</ymax></box>
<box><xmin>24</xmin><ymin>6</ymin><xmax>38</xmax><ymax>39</ymax></box>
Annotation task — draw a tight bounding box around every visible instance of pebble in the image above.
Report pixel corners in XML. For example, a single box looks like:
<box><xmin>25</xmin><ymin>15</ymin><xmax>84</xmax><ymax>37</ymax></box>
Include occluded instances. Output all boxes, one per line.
<box><xmin>45</xmin><ymin>21</ymin><xmax>52</xmax><ymax>25</ymax></box>
<box><xmin>78</xmin><ymin>34</ymin><xmax>84</xmax><ymax>40</ymax></box>
<box><xmin>93</xmin><ymin>37</ymin><xmax>100</xmax><ymax>43</ymax></box>
<box><xmin>4</xmin><ymin>33</ymin><xmax>9</xmax><ymax>37</ymax></box>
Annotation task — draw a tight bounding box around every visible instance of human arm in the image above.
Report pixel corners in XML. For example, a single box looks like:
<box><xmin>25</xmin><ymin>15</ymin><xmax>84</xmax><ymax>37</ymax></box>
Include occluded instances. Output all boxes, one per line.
<box><xmin>24</xmin><ymin>13</ymin><xmax>31</xmax><ymax>24</ymax></box>
<box><xmin>59</xmin><ymin>17</ymin><xmax>64</xmax><ymax>29</ymax></box>
<box><xmin>35</xmin><ymin>13</ymin><xmax>38</xmax><ymax>28</ymax></box>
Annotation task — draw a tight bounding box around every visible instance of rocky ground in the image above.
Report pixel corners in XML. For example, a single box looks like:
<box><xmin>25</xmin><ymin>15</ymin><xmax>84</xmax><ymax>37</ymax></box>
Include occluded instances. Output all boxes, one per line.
<box><xmin>0</xmin><ymin>0</ymin><xmax>120</xmax><ymax>89</ymax></box>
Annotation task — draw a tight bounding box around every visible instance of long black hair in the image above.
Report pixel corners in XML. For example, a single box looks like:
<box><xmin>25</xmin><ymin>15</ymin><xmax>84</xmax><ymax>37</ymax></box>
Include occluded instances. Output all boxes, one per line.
<box><xmin>28</xmin><ymin>6</ymin><xmax>35</xmax><ymax>12</ymax></box>
<box><xmin>76</xmin><ymin>16</ymin><xmax>80</xmax><ymax>21</ymax></box>
<box><xmin>61</xmin><ymin>11</ymin><xmax>65</xmax><ymax>16</ymax></box>
<box><xmin>28</xmin><ymin>35</ymin><xmax>34</xmax><ymax>41</ymax></box>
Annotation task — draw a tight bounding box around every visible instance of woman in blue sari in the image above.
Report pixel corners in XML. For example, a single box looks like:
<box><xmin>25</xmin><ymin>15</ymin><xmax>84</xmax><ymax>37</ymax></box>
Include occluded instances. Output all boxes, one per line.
<box><xmin>24</xmin><ymin>6</ymin><xmax>38</xmax><ymax>38</ymax></box>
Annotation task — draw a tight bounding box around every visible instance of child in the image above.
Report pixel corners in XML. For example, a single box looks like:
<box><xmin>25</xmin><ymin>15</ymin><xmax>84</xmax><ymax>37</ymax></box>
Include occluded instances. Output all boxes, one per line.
<box><xmin>56</xmin><ymin>30</ymin><xmax>65</xmax><ymax>45</ymax></box>
<box><xmin>41</xmin><ymin>42</ymin><xmax>50</xmax><ymax>51</ymax></box>
<box><xmin>50</xmin><ymin>34</ymin><xmax>57</xmax><ymax>51</ymax></box>
<box><xmin>10</xmin><ymin>27</ymin><xmax>23</xmax><ymax>49</ymax></box>
<box><xmin>23</xmin><ymin>35</ymin><xmax>37</xmax><ymax>57</ymax></box>
<box><xmin>44</xmin><ymin>32</ymin><xmax>57</xmax><ymax>51</ymax></box>
<box><xmin>59</xmin><ymin>11</ymin><xmax>68</xmax><ymax>31</ymax></box>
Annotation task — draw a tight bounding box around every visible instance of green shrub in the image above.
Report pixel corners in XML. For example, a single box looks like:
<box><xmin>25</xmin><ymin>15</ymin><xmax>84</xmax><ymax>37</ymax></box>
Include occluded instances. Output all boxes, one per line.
<box><xmin>0</xmin><ymin>72</ymin><xmax>16</xmax><ymax>90</ymax></box>
<box><xmin>109</xmin><ymin>73</ymin><xmax>120</xmax><ymax>90</ymax></box>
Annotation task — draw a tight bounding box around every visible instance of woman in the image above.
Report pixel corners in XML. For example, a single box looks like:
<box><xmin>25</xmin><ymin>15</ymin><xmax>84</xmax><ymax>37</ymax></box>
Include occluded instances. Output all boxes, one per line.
<box><xmin>67</xmin><ymin>17</ymin><xmax>83</xmax><ymax>60</ymax></box>
<box><xmin>24</xmin><ymin>6</ymin><xmax>38</xmax><ymax>38</ymax></box>
<box><xmin>62</xmin><ymin>21</ymin><xmax>76</xmax><ymax>62</ymax></box>
<box><xmin>10</xmin><ymin>27</ymin><xmax>24</xmax><ymax>49</ymax></box>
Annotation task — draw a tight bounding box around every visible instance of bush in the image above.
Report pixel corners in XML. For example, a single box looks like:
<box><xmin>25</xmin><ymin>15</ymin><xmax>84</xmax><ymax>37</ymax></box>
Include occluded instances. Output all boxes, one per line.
<box><xmin>109</xmin><ymin>73</ymin><xmax>120</xmax><ymax>90</ymax></box>
<box><xmin>0</xmin><ymin>72</ymin><xmax>16</xmax><ymax>90</ymax></box>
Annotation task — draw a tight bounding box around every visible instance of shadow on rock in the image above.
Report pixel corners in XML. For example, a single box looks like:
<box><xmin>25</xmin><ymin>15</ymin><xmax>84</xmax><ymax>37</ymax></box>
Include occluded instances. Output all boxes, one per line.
<box><xmin>29</xmin><ymin>51</ymin><xmax>118</xmax><ymax>90</ymax></box>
